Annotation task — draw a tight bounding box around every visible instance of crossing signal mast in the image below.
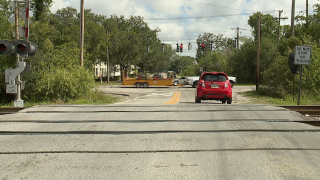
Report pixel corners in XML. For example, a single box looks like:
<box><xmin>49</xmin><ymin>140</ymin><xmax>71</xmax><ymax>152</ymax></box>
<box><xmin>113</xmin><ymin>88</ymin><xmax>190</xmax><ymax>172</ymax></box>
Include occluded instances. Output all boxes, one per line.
<box><xmin>0</xmin><ymin>0</ymin><xmax>37</xmax><ymax>107</ymax></box>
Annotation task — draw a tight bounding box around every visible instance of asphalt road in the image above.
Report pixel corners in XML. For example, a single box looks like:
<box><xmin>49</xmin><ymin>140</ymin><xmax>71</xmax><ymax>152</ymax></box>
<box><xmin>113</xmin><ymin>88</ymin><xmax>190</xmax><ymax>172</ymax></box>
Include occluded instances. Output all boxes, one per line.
<box><xmin>0</xmin><ymin>85</ymin><xmax>320</xmax><ymax>179</ymax></box>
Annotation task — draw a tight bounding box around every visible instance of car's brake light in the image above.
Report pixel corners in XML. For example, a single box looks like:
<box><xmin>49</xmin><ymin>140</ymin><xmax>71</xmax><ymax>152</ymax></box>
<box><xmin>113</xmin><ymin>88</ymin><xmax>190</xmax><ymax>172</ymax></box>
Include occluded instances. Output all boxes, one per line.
<box><xmin>225</xmin><ymin>83</ymin><xmax>228</xmax><ymax>88</ymax></box>
<box><xmin>201</xmin><ymin>81</ymin><xmax>205</xmax><ymax>87</ymax></box>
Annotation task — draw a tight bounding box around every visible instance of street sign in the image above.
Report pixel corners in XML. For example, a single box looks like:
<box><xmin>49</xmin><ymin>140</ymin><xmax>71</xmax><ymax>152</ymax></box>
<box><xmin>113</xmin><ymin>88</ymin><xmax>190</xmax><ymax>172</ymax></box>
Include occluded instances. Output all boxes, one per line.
<box><xmin>294</xmin><ymin>46</ymin><xmax>312</xmax><ymax>65</ymax></box>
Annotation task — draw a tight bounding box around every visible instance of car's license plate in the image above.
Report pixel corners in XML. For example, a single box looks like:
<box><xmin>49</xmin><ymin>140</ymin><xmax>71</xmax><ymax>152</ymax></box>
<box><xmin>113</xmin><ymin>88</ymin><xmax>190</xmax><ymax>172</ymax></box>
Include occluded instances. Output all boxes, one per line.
<box><xmin>211</xmin><ymin>84</ymin><xmax>219</xmax><ymax>88</ymax></box>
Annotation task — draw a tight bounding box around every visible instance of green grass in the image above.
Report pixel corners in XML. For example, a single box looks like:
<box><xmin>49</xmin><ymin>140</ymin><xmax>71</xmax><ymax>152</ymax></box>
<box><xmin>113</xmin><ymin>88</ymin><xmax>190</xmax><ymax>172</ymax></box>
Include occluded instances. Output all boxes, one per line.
<box><xmin>0</xmin><ymin>91</ymin><xmax>121</xmax><ymax>108</ymax></box>
<box><xmin>242</xmin><ymin>89</ymin><xmax>320</xmax><ymax>106</ymax></box>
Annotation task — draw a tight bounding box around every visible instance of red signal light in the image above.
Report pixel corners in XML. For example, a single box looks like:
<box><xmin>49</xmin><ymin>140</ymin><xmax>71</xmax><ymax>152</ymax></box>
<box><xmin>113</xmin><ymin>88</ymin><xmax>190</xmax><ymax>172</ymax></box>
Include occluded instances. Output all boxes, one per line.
<box><xmin>17</xmin><ymin>44</ymin><xmax>27</xmax><ymax>52</ymax></box>
<box><xmin>0</xmin><ymin>44</ymin><xmax>7</xmax><ymax>52</ymax></box>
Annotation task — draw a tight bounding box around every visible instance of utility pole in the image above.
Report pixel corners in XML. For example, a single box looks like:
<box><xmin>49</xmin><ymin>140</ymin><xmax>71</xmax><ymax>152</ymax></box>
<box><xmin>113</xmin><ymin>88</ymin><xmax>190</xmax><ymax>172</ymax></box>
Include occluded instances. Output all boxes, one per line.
<box><xmin>256</xmin><ymin>15</ymin><xmax>261</xmax><ymax>91</ymax></box>
<box><xmin>231</xmin><ymin>27</ymin><xmax>246</xmax><ymax>49</ymax></box>
<box><xmin>306</xmin><ymin>0</ymin><xmax>309</xmax><ymax>27</ymax></box>
<box><xmin>106</xmin><ymin>30</ymin><xmax>110</xmax><ymax>84</ymax></box>
<box><xmin>80</xmin><ymin>0</ymin><xmax>84</xmax><ymax>66</ymax></box>
<box><xmin>236</xmin><ymin>27</ymin><xmax>239</xmax><ymax>49</ymax></box>
<box><xmin>291</xmin><ymin>0</ymin><xmax>295</xmax><ymax>37</ymax></box>
<box><xmin>273</xmin><ymin>10</ymin><xmax>288</xmax><ymax>53</ymax></box>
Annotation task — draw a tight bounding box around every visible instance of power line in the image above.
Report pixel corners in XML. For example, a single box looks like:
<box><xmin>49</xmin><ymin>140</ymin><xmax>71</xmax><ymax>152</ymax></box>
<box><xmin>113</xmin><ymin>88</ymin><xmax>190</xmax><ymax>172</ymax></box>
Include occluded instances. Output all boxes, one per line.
<box><xmin>145</xmin><ymin>11</ymin><xmax>276</xmax><ymax>20</ymax></box>
<box><xmin>187</xmin><ymin>0</ymin><xmax>249</xmax><ymax>11</ymax></box>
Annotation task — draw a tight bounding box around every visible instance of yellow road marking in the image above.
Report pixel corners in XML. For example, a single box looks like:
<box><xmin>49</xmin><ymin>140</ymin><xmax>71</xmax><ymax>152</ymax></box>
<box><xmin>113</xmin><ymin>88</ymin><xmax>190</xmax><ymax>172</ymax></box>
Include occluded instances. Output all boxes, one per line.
<box><xmin>165</xmin><ymin>92</ymin><xmax>180</xmax><ymax>105</ymax></box>
<box><xmin>171</xmin><ymin>92</ymin><xmax>181</xmax><ymax>104</ymax></box>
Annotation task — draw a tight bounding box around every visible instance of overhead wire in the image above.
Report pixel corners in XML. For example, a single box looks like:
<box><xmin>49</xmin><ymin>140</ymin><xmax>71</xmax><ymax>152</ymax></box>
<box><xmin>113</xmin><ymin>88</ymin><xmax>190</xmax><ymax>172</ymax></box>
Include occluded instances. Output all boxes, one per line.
<box><xmin>187</xmin><ymin>0</ymin><xmax>250</xmax><ymax>11</ymax></box>
<box><xmin>144</xmin><ymin>11</ymin><xmax>276</xmax><ymax>20</ymax></box>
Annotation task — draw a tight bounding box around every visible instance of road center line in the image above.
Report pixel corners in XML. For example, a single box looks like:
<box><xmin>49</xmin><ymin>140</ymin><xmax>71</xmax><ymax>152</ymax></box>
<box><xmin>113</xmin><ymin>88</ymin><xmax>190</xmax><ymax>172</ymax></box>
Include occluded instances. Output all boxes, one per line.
<box><xmin>165</xmin><ymin>92</ymin><xmax>181</xmax><ymax>105</ymax></box>
<box><xmin>171</xmin><ymin>92</ymin><xmax>181</xmax><ymax>104</ymax></box>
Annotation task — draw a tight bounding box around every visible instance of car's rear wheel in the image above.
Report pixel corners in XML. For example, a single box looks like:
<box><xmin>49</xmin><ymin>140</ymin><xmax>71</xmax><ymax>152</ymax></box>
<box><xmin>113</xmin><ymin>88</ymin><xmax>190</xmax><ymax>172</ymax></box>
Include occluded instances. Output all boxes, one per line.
<box><xmin>173</xmin><ymin>81</ymin><xmax>178</xmax><ymax>86</ymax></box>
<box><xmin>227</xmin><ymin>97</ymin><xmax>232</xmax><ymax>104</ymax></box>
<box><xmin>195</xmin><ymin>96</ymin><xmax>201</xmax><ymax>103</ymax></box>
<box><xmin>143</xmin><ymin>83</ymin><xmax>149</xmax><ymax>88</ymax></box>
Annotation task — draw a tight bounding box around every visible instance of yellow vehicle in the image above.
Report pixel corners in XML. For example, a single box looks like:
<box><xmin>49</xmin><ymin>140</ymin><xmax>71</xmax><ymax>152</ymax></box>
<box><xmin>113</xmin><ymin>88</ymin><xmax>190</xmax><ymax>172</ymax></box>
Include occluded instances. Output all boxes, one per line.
<box><xmin>122</xmin><ymin>71</ymin><xmax>177</xmax><ymax>87</ymax></box>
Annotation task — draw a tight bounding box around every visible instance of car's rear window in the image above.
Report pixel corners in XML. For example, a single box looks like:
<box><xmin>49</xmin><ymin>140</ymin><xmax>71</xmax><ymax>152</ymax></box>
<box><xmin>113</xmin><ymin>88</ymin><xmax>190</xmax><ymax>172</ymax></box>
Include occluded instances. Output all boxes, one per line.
<box><xmin>202</xmin><ymin>74</ymin><xmax>227</xmax><ymax>82</ymax></box>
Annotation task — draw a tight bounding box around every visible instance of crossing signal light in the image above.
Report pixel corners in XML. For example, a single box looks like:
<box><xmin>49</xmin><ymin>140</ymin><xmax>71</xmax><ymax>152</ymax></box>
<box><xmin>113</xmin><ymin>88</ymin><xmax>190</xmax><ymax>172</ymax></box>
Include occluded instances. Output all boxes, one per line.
<box><xmin>0</xmin><ymin>40</ymin><xmax>37</xmax><ymax>56</ymax></box>
<box><xmin>0</xmin><ymin>40</ymin><xmax>14</xmax><ymax>55</ymax></box>
<box><xmin>176</xmin><ymin>44</ymin><xmax>179</xmax><ymax>52</ymax></box>
<box><xmin>180</xmin><ymin>44</ymin><xmax>183</xmax><ymax>53</ymax></box>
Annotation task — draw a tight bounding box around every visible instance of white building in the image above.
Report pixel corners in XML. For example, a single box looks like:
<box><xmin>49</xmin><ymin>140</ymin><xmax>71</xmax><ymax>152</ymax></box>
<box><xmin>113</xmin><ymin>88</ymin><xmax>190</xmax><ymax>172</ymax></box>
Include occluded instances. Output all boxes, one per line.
<box><xmin>94</xmin><ymin>62</ymin><xmax>137</xmax><ymax>78</ymax></box>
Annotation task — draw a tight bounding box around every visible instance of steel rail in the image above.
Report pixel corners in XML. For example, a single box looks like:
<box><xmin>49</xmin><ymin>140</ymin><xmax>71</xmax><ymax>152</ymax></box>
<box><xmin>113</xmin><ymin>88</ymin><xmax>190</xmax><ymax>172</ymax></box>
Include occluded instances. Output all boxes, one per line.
<box><xmin>279</xmin><ymin>106</ymin><xmax>320</xmax><ymax>117</ymax></box>
<box><xmin>0</xmin><ymin>107</ymin><xmax>25</xmax><ymax>115</ymax></box>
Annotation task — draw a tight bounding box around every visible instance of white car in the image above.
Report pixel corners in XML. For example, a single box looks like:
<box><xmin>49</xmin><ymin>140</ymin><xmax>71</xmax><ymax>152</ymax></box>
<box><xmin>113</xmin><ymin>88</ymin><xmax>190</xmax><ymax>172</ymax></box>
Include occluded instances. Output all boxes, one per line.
<box><xmin>178</xmin><ymin>76</ymin><xmax>187</xmax><ymax>85</ymax></box>
<box><xmin>227</xmin><ymin>76</ymin><xmax>237</xmax><ymax>88</ymax></box>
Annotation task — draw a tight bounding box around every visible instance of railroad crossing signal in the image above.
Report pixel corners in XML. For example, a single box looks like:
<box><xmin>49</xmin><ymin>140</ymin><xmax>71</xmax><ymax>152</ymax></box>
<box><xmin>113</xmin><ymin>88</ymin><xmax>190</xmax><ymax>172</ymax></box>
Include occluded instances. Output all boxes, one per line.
<box><xmin>0</xmin><ymin>40</ymin><xmax>37</xmax><ymax>56</ymax></box>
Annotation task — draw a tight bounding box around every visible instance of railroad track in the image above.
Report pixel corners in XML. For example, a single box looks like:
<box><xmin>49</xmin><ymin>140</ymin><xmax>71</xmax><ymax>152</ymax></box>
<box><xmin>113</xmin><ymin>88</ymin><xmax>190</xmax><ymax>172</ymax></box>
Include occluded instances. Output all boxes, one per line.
<box><xmin>279</xmin><ymin>106</ymin><xmax>320</xmax><ymax>117</ymax></box>
<box><xmin>279</xmin><ymin>105</ymin><xmax>320</xmax><ymax>127</ymax></box>
<box><xmin>0</xmin><ymin>107</ymin><xmax>25</xmax><ymax>115</ymax></box>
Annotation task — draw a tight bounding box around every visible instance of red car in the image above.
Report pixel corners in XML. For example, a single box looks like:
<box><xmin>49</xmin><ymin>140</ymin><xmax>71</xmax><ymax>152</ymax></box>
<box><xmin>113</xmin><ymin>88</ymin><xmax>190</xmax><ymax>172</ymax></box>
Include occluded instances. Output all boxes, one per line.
<box><xmin>195</xmin><ymin>72</ymin><xmax>232</xmax><ymax>104</ymax></box>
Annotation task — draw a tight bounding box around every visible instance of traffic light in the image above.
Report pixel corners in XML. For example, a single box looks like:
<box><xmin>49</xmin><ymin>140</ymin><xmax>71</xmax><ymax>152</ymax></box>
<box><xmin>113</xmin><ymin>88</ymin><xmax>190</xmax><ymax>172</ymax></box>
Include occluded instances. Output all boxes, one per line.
<box><xmin>233</xmin><ymin>38</ymin><xmax>237</xmax><ymax>47</ymax></box>
<box><xmin>176</xmin><ymin>44</ymin><xmax>179</xmax><ymax>52</ymax></box>
<box><xmin>180</xmin><ymin>44</ymin><xmax>183</xmax><ymax>53</ymax></box>
<box><xmin>188</xmin><ymin>43</ymin><xmax>192</xmax><ymax>50</ymax></box>
<box><xmin>201</xmin><ymin>43</ymin><xmax>205</xmax><ymax>51</ymax></box>
<box><xmin>0</xmin><ymin>40</ymin><xmax>37</xmax><ymax>56</ymax></box>
<box><xmin>147</xmin><ymin>45</ymin><xmax>150</xmax><ymax>53</ymax></box>
<box><xmin>209</xmin><ymin>42</ymin><xmax>213</xmax><ymax>51</ymax></box>
<box><xmin>162</xmin><ymin>43</ymin><xmax>165</xmax><ymax>52</ymax></box>
<box><xmin>288</xmin><ymin>53</ymin><xmax>298</xmax><ymax>74</ymax></box>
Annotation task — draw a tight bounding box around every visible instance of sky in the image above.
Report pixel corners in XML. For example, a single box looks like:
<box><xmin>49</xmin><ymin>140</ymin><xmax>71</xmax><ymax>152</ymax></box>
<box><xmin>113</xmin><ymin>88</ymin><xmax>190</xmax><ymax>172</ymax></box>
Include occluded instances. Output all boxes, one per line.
<box><xmin>50</xmin><ymin>0</ymin><xmax>318</xmax><ymax>58</ymax></box>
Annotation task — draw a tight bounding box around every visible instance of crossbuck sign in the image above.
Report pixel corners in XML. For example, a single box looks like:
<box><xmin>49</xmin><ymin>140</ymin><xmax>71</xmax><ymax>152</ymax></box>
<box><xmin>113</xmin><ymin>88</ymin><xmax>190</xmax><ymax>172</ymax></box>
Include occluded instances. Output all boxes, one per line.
<box><xmin>294</xmin><ymin>46</ymin><xmax>312</xmax><ymax>65</ymax></box>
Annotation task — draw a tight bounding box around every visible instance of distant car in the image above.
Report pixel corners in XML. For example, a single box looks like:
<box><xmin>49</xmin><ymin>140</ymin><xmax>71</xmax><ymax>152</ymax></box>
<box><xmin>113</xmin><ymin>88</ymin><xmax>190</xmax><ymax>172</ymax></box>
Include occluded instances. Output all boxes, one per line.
<box><xmin>195</xmin><ymin>72</ymin><xmax>232</xmax><ymax>104</ymax></box>
<box><xmin>173</xmin><ymin>80</ymin><xmax>178</xmax><ymax>86</ymax></box>
<box><xmin>178</xmin><ymin>76</ymin><xmax>187</xmax><ymax>85</ymax></box>
<box><xmin>228</xmin><ymin>76</ymin><xmax>236</xmax><ymax>88</ymax></box>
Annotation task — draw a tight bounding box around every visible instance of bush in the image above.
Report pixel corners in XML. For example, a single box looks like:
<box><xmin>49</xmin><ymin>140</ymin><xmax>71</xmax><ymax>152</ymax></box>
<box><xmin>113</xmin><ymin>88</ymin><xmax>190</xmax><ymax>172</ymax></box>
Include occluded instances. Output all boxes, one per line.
<box><xmin>23</xmin><ymin>65</ymin><xmax>95</xmax><ymax>102</ymax></box>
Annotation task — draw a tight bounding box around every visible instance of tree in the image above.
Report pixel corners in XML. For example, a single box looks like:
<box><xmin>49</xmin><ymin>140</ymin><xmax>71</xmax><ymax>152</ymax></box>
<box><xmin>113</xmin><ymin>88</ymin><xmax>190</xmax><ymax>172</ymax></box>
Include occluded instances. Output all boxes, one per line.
<box><xmin>248</xmin><ymin>12</ymin><xmax>278</xmax><ymax>40</ymax></box>
<box><xmin>33</xmin><ymin>0</ymin><xmax>53</xmax><ymax>21</ymax></box>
